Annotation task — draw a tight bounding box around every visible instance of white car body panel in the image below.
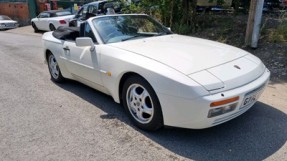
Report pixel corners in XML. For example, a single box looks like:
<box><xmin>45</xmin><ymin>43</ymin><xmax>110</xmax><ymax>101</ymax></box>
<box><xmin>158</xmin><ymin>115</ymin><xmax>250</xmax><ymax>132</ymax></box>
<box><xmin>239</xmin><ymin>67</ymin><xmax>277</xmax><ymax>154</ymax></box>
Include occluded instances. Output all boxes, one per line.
<box><xmin>109</xmin><ymin>35</ymin><xmax>266</xmax><ymax>92</ymax></box>
<box><xmin>42</xmin><ymin>15</ymin><xmax>270</xmax><ymax>129</ymax></box>
<box><xmin>108</xmin><ymin>35</ymin><xmax>247</xmax><ymax>75</ymax></box>
<box><xmin>98</xmin><ymin>44</ymin><xmax>209</xmax><ymax>102</ymax></box>
<box><xmin>206</xmin><ymin>56</ymin><xmax>265</xmax><ymax>90</ymax></box>
<box><xmin>32</xmin><ymin>15</ymin><xmax>74</xmax><ymax>31</ymax></box>
<box><xmin>159</xmin><ymin>69</ymin><xmax>269</xmax><ymax>128</ymax></box>
<box><xmin>62</xmin><ymin>41</ymin><xmax>103</xmax><ymax>86</ymax></box>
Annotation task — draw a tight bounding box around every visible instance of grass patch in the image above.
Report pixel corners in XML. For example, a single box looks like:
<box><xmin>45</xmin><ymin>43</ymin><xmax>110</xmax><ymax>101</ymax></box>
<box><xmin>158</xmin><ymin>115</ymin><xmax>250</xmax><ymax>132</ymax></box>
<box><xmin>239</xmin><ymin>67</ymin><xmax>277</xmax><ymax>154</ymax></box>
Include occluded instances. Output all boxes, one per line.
<box><xmin>173</xmin><ymin>23</ymin><xmax>193</xmax><ymax>35</ymax></box>
<box><xmin>193</xmin><ymin>15</ymin><xmax>247</xmax><ymax>47</ymax></box>
<box><xmin>265</xmin><ymin>21</ymin><xmax>287</xmax><ymax>43</ymax></box>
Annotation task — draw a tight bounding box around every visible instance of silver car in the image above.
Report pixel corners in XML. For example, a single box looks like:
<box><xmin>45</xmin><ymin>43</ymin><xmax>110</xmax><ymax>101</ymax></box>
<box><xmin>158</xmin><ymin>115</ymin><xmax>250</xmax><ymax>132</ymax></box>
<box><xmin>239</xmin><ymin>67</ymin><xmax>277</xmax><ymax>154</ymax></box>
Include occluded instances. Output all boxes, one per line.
<box><xmin>0</xmin><ymin>15</ymin><xmax>19</xmax><ymax>30</ymax></box>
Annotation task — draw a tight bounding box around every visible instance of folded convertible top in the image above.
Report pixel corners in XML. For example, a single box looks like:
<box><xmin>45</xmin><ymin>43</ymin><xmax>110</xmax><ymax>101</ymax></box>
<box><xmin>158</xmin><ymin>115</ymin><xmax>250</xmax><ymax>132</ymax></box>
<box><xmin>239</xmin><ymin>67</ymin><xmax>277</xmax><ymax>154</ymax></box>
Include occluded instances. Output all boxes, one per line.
<box><xmin>52</xmin><ymin>26</ymin><xmax>80</xmax><ymax>40</ymax></box>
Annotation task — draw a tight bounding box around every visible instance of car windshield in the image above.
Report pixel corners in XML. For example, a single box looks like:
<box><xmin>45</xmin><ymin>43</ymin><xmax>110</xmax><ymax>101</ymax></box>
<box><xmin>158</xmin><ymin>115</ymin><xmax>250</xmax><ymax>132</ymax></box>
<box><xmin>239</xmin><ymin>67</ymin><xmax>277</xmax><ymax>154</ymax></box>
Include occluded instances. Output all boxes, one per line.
<box><xmin>56</xmin><ymin>11</ymin><xmax>72</xmax><ymax>16</ymax></box>
<box><xmin>92</xmin><ymin>15</ymin><xmax>172</xmax><ymax>44</ymax></box>
<box><xmin>0</xmin><ymin>15</ymin><xmax>11</xmax><ymax>20</ymax></box>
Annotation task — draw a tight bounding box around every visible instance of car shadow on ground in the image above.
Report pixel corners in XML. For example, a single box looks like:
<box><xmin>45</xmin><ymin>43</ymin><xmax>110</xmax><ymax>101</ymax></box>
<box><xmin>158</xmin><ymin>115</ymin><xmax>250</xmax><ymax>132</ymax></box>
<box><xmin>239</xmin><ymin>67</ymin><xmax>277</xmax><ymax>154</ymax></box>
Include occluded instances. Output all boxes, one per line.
<box><xmin>56</xmin><ymin>79</ymin><xmax>287</xmax><ymax>161</ymax></box>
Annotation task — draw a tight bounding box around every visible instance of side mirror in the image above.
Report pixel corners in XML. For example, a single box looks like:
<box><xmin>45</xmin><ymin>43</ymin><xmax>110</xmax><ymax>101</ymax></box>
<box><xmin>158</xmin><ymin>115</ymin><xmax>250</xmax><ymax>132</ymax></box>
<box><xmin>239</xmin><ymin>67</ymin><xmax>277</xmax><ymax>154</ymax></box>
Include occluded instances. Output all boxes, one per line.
<box><xmin>76</xmin><ymin>37</ymin><xmax>95</xmax><ymax>51</ymax></box>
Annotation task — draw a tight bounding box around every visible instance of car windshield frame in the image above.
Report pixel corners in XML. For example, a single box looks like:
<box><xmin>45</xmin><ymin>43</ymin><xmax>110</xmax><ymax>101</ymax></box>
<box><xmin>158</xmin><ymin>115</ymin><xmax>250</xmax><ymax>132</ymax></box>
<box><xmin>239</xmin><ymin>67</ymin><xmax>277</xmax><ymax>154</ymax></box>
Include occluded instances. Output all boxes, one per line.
<box><xmin>92</xmin><ymin>15</ymin><xmax>172</xmax><ymax>44</ymax></box>
<box><xmin>0</xmin><ymin>15</ymin><xmax>12</xmax><ymax>20</ymax></box>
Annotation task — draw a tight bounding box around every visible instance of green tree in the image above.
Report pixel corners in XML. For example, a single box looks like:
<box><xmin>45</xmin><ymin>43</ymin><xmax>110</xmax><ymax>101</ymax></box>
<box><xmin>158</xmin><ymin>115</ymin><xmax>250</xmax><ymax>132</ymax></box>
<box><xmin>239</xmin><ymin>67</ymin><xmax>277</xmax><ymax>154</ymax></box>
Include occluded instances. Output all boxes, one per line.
<box><xmin>122</xmin><ymin>0</ymin><xmax>248</xmax><ymax>34</ymax></box>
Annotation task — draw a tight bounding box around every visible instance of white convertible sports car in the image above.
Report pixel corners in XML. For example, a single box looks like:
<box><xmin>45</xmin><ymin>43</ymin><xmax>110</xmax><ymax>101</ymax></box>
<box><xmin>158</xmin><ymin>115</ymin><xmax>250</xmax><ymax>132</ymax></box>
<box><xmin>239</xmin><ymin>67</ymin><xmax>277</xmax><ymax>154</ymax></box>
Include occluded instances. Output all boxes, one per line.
<box><xmin>42</xmin><ymin>14</ymin><xmax>270</xmax><ymax>131</ymax></box>
<box><xmin>31</xmin><ymin>10</ymin><xmax>74</xmax><ymax>32</ymax></box>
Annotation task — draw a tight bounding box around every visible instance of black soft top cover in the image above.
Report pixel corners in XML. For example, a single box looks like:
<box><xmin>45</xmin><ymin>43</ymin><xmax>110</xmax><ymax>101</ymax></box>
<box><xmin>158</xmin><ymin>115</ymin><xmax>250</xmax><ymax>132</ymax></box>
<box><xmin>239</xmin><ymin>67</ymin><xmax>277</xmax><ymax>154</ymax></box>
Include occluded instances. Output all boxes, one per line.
<box><xmin>52</xmin><ymin>26</ymin><xmax>80</xmax><ymax>40</ymax></box>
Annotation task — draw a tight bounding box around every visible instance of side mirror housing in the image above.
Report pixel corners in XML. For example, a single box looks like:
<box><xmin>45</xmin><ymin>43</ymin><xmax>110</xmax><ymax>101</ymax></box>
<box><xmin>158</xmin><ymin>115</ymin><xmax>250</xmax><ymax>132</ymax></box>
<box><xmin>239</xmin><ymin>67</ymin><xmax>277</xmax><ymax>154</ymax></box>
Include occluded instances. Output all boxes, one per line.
<box><xmin>76</xmin><ymin>37</ymin><xmax>95</xmax><ymax>51</ymax></box>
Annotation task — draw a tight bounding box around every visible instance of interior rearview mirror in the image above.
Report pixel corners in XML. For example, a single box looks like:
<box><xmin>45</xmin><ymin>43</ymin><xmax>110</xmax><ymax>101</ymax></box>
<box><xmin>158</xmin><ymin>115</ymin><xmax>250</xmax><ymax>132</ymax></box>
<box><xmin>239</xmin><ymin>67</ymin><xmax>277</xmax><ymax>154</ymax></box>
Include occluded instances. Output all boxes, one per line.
<box><xmin>76</xmin><ymin>37</ymin><xmax>95</xmax><ymax>51</ymax></box>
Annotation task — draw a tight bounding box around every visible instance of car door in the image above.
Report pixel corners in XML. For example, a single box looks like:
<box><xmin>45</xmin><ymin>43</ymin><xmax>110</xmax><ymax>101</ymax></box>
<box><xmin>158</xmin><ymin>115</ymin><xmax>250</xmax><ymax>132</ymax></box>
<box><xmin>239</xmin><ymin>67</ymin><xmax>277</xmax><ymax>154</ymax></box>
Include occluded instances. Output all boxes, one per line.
<box><xmin>33</xmin><ymin>13</ymin><xmax>43</xmax><ymax>30</ymax></box>
<box><xmin>62</xmin><ymin>23</ymin><xmax>103</xmax><ymax>86</ymax></box>
<box><xmin>36</xmin><ymin>12</ymin><xmax>50</xmax><ymax>30</ymax></box>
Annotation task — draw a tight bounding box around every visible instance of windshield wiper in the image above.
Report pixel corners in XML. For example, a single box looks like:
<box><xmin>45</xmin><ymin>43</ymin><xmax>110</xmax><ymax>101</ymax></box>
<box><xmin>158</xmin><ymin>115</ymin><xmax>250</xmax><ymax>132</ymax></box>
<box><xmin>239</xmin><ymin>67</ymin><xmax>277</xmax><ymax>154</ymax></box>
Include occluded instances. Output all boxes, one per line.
<box><xmin>121</xmin><ymin>35</ymin><xmax>142</xmax><ymax>42</ymax></box>
<box><xmin>121</xmin><ymin>33</ymin><xmax>159</xmax><ymax>42</ymax></box>
<box><xmin>121</xmin><ymin>33</ymin><xmax>169</xmax><ymax>42</ymax></box>
<box><xmin>154</xmin><ymin>32</ymin><xmax>171</xmax><ymax>36</ymax></box>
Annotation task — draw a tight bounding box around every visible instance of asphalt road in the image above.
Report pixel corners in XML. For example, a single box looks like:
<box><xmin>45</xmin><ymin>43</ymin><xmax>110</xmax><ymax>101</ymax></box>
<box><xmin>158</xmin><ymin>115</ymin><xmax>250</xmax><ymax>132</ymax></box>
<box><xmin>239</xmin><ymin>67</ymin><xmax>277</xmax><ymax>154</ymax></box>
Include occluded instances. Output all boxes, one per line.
<box><xmin>0</xmin><ymin>28</ymin><xmax>287</xmax><ymax>161</ymax></box>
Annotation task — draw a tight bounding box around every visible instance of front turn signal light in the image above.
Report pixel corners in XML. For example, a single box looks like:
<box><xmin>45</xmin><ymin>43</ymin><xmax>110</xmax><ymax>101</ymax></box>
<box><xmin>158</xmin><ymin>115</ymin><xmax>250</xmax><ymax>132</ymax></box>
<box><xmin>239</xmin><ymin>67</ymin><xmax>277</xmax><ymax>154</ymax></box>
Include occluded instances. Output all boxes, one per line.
<box><xmin>210</xmin><ymin>96</ymin><xmax>239</xmax><ymax>107</ymax></box>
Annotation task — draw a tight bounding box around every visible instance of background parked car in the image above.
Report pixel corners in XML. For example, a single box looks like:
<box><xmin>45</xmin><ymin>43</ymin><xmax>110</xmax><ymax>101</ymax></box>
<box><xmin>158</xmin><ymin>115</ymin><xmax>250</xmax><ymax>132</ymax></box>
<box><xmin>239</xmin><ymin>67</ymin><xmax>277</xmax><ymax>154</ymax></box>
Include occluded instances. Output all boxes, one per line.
<box><xmin>0</xmin><ymin>15</ymin><xmax>19</xmax><ymax>30</ymax></box>
<box><xmin>69</xmin><ymin>0</ymin><xmax>122</xmax><ymax>27</ymax></box>
<box><xmin>31</xmin><ymin>10</ymin><xmax>74</xmax><ymax>32</ymax></box>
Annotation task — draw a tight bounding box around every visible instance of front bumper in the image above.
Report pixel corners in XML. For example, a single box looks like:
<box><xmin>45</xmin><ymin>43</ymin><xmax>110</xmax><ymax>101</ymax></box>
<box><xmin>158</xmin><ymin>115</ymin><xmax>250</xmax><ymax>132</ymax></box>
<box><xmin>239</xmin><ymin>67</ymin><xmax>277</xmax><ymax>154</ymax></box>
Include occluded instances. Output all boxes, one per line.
<box><xmin>158</xmin><ymin>68</ymin><xmax>270</xmax><ymax>129</ymax></box>
<box><xmin>0</xmin><ymin>24</ymin><xmax>19</xmax><ymax>30</ymax></box>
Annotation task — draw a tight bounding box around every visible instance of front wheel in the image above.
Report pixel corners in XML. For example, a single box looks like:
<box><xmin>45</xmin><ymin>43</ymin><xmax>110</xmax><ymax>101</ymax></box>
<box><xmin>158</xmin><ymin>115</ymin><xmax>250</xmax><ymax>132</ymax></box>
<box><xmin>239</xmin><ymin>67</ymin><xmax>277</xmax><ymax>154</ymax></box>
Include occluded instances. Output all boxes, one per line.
<box><xmin>47</xmin><ymin>53</ymin><xmax>64</xmax><ymax>83</ymax></box>
<box><xmin>122</xmin><ymin>75</ymin><xmax>163</xmax><ymax>131</ymax></box>
<box><xmin>32</xmin><ymin>22</ymin><xmax>39</xmax><ymax>33</ymax></box>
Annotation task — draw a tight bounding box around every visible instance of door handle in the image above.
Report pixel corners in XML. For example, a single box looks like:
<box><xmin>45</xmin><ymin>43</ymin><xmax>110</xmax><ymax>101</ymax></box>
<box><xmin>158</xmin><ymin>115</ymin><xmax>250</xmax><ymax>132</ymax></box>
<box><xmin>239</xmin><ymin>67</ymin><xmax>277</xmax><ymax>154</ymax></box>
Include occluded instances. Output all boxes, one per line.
<box><xmin>63</xmin><ymin>46</ymin><xmax>70</xmax><ymax>51</ymax></box>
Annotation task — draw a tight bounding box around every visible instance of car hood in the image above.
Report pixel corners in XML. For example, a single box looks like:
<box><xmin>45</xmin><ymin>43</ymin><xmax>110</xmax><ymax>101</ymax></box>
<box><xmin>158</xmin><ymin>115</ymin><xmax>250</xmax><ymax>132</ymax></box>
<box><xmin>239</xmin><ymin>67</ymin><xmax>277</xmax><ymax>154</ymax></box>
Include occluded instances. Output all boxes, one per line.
<box><xmin>109</xmin><ymin>34</ymin><xmax>266</xmax><ymax>92</ymax></box>
<box><xmin>108</xmin><ymin>34</ymin><xmax>248</xmax><ymax>75</ymax></box>
<box><xmin>0</xmin><ymin>20</ymin><xmax>17</xmax><ymax>23</ymax></box>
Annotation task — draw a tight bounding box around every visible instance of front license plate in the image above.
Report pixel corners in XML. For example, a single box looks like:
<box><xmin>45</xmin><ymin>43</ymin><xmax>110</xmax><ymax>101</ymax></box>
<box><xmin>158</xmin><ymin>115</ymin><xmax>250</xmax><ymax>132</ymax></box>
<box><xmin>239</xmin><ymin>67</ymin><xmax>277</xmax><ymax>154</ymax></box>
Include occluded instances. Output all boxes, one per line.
<box><xmin>240</xmin><ymin>86</ymin><xmax>264</xmax><ymax>109</ymax></box>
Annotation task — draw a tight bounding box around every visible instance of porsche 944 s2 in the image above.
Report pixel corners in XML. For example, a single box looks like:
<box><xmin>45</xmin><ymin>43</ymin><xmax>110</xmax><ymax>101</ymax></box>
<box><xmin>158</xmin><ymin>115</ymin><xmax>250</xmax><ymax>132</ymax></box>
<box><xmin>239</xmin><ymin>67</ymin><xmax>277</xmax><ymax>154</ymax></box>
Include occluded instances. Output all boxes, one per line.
<box><xmin>42</xmin><ymin>14</ymin><xmax>270</xmax><ymax>131</ymax></box>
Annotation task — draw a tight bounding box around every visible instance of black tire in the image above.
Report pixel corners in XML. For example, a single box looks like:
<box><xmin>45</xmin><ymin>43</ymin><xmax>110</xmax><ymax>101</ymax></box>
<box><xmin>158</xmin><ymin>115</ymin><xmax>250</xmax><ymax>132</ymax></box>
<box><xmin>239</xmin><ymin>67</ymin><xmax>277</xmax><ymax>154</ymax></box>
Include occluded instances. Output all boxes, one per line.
<box><xmin>47</xmin><ymin>52</ymin><xmax>65</xmax><ymax>83</ymax></box>
<box><xmin>32</xmin><ymin>22</ymin><xmax>39</xmax><ymax>33</ymax></box>
<box><xmin>122</xmin><ymin>75</ymin><xmax>163</xmax><ymax>131</ymax></box>
<box><xmin>49</xmin><ymin>24</ymin><xmax>56</xmax><ymax>31</ymax></box>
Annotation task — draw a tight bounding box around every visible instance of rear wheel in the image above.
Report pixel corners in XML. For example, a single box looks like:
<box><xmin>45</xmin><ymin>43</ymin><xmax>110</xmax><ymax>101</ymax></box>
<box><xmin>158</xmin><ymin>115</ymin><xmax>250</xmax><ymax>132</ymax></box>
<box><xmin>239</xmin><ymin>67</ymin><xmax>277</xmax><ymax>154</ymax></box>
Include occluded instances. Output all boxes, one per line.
<box><xmin>32</xmin><ymin>22</ymin><xmax>39</xmax><ymax>33</ymax></box>
<box><xmin>47</xmin><ymin>53</ymin><xmax>64</xmax><ymax>83</ymax></box>
<box><xmin>49</xmin><ymin>24</ymin><xmax>56</xmax><ymax>31</ymax></box>
<box><xmin>122</xmin><ymin>75</ymin><xmax>163</xmax><ymax>131</ymax></box>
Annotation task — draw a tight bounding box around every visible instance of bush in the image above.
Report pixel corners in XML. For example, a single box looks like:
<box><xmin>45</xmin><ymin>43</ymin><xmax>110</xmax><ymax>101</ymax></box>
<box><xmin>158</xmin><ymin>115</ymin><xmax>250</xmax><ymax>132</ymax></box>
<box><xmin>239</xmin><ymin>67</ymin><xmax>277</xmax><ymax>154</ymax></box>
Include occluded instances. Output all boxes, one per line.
<box><xmin>172</xmin><ymin>23</ymin><xmax>193</xmax><ymax>35</ymax></box>
<box><xmin>266</xmin><ymin>21</ymin><xmax>287</xmax><ymax>43</ymax></box>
